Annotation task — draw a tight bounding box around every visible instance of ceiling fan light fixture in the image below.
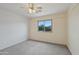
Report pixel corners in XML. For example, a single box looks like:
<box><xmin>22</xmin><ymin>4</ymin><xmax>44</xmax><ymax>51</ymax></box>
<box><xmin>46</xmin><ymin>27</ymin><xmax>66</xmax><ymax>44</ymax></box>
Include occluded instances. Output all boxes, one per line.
<box><xmin>27</xmin><ymin>3</ymin><xmax>42</xmax><ymax>14</ymax></box>
<box><xmin>29</xmin><ymin>8</ymin><xmax>36</xmax><ymax>13</ymax></box>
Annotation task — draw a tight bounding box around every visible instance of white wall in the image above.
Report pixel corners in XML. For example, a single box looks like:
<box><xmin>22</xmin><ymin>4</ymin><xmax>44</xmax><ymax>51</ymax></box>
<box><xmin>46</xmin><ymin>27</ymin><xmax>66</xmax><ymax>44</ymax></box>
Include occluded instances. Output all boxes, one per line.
<box><xmin>0</xmin><ymin>8</ymin><xmax>29</xmax><ymax>50</ymax></box>
<box><xmin>67</xmin><ymin>4</ymin><xmax>79</xmax><ymax>54</ymax></box>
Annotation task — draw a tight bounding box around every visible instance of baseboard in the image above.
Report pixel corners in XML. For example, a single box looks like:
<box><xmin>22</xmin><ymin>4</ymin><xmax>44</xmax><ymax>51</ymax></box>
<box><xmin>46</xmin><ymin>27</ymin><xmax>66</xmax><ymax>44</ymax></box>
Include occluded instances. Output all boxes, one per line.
<box><xmin>29</xmin><ymin>39</ymin><xmax>67</xmax><ymax>47</ymax></box>
<box><xmin>0</xmin><ymin>39</ymin><xmax>28</xmax><ymax>51</ymax></box>
<box><xmin>65</xmin><ymin>45</ymin><xmax>72</xmax><ymax>55</ymax></box>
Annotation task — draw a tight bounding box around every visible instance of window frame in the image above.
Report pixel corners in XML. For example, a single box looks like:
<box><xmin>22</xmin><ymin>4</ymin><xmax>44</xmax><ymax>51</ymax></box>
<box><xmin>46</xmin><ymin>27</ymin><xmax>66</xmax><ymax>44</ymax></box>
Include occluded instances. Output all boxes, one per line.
<box><xmin>37</xmin><ymin>19</ymin><xmax>52</xmax><ymax>32</ymax></box>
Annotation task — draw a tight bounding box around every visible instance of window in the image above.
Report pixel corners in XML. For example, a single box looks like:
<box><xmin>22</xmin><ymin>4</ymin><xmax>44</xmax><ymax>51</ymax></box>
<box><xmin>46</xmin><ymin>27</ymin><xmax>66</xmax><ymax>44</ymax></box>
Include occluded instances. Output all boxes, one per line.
<box><xmin>38</xmin><ymin>19</ymin><xmax>52</xmax><ymax>32</ymax></box>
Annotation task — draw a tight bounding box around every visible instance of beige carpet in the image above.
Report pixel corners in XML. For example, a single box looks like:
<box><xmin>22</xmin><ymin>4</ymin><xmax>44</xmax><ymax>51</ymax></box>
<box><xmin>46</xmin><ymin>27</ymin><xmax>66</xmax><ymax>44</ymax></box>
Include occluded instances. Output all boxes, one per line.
<box><xmin>0</xmin><ymin>40</ymin><xmax>71</xmax><ymax>55</ymax></box>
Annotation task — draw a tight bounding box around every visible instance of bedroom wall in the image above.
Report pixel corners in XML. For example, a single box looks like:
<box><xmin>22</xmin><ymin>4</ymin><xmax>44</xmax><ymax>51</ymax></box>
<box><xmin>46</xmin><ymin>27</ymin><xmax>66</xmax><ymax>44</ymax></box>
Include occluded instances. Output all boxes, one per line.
<box><xmin>0</xmin><ymin>8</ymin><xmax>29</xmax><ymax>50</ymax></box>
<box><xmin>67</xmin><ymin>4</ymin><xmax>79</xmax><ymax>54</ymax></box>
<box><xmin>29</xmin><ymin>12</ymin><xmax>67</xmax><ymax>45</ymax></box>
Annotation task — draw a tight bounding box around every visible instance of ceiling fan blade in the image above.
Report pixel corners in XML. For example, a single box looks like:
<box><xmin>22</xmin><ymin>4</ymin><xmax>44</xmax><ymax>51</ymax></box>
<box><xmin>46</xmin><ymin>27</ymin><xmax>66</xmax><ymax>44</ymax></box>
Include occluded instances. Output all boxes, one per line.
<box><xmin>35</xmin><ymin>10</ymin><xmax>42</xmax><ymax>13</ymax></box>
<box><xmin>38</xmin><ymin>10</ymin><xmax>42</xmax><ymax>12</ymax></box>
<box><xmin>37</xmin><ymin>7</ymin><xmax>42</xmax><ymax>9</ymax></box>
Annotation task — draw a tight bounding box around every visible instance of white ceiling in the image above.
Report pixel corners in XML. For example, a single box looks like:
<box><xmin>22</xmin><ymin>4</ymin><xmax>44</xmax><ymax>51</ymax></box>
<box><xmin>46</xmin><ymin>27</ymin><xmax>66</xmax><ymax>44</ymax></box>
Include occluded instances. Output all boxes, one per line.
<box><xmin>0</xmin><ymin>3</ymin><xmax>72</xmax><ymax>18</ymax></box>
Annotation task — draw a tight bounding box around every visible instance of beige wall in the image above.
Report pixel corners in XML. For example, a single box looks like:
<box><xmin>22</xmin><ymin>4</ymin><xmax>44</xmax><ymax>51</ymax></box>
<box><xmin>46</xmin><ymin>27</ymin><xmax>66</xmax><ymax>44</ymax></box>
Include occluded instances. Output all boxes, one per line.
<box><xmin>67</xmin><ymin>4</ymin><xmax>79</xmax><ymax>54</ymax></box>
<box><xmin>29</xmin><ymin>12</ymin><xmax>67</xmax><ymax>45</ymax></box>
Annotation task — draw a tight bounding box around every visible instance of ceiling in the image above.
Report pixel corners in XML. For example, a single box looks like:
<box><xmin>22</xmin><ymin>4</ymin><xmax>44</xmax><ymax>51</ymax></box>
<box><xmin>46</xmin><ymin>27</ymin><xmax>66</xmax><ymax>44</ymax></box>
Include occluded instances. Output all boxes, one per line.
<box><xmin>0</xmin><ymin>3</ymin><xmax>72</xmax><ymax>18</ymax></box>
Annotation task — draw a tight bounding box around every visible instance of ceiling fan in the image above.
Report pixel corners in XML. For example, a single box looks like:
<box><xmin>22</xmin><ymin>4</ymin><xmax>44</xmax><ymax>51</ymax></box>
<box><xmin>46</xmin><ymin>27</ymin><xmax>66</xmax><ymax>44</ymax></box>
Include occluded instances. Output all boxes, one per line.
<box><xmin>22</xmin><ymin>3</ymin><xmax>42</xmax><ymax>14</ymax></box>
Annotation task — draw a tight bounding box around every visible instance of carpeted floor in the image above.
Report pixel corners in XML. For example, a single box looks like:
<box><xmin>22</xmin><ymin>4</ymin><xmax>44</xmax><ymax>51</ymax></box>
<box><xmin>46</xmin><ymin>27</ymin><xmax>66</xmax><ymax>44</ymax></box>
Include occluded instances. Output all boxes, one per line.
<box><xmin>0</xmin><ymin>40</ymin><xmax>71</xmax><ymax>55</ymax></box>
